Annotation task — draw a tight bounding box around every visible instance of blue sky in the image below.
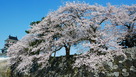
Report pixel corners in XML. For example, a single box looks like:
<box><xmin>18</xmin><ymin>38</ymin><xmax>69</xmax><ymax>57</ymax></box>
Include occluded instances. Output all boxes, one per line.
<box><xmin>0</xmin><ymin>0</ymin><xmax>135</xmax><ymax>53</ymax></box>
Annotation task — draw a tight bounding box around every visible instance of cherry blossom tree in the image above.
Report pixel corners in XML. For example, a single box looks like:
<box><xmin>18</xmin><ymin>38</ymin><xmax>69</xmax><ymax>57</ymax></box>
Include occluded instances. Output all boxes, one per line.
<box><xmin>7</xmin><ymin>2</ymin><xmax>135</xmax><ymax>75</ymax></box>
<box><xmin>114</xmin><ymin>5</ymin><xmax>136</xmax><ymax>48</ymax></box>
<box><xmin>29</xmin><ymin>2</ymin><xmax>107</xmax><ymax>57</ymax></box>
<box><xmin>73</xmin><ymin>4</ymin><xmax>136</xmax><ymax>72</ymax></box>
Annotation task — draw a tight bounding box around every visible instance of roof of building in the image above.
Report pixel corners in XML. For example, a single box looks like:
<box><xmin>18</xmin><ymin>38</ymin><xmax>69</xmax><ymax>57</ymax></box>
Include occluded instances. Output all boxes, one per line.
<box><xmin>8</xmin><ymin>35</ymin><xmax>18</xmax><ymax>40</ymax></box>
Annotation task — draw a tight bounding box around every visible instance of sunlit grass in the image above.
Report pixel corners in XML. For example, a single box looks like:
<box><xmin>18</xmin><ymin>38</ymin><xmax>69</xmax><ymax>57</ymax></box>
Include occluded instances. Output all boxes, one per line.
<box><xmin>0</xmin><ymin>59</ymin><xmax>10</xmax><ymax>77</ymax></box>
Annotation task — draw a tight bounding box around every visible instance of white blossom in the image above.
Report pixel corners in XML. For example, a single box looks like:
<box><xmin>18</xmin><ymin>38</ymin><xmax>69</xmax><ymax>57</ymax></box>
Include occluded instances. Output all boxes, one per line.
<box><xmin>7</xmin><ymin>2</ymin><xmax>135</xmax><ymax>74</ymax></box>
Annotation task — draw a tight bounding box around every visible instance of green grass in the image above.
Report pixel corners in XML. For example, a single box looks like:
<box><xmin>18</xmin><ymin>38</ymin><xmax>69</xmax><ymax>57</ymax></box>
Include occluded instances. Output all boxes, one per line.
<box><xmin>0</xmin><ymin>59</ymin><xmax>10</xmax><ymax>77</ymax></box>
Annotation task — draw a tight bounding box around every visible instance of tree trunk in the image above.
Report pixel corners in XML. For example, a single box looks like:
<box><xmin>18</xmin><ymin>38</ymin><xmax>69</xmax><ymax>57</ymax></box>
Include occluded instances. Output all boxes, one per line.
<box><xmin>64</xmin><ymin>45</ymin><xmax>70</xmax><ymax>58</ymax></box>
<box><xmin>89</xmin><ymin>39</ymin><xmax>96</xmax><ymax>52</ymax></box>
<box><xmin>54</xmin><ymin>52</ymin><xmax>56</xmax><ymax>57</ymax></box>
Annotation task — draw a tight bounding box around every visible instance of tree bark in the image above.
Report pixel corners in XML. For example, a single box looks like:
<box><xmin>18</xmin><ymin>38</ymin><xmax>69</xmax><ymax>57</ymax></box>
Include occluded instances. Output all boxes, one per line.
<box><xmin>64</xmin><ymin>44</ymin><xmax>70</xmax><ymax>58</ymax></box>
<box><xmin>54</xmin><ymin>52</ymin><xmax>56</xmax><ymax>57</ymax></box>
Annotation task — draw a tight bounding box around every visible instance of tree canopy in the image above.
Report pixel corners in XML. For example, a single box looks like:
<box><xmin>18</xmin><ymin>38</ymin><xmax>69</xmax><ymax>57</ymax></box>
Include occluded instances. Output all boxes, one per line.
<box><xmin>8</xmin><ymin>2</ymin><xmax>136</xmax><ymax>75</ymax></box>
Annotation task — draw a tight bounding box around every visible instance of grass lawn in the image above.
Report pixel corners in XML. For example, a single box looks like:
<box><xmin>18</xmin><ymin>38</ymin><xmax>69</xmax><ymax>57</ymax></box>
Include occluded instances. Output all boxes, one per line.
<box><xmin>0</xmin><ymin>59</ymin><xmax>10</xmax><ymax>77</ymax></box>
